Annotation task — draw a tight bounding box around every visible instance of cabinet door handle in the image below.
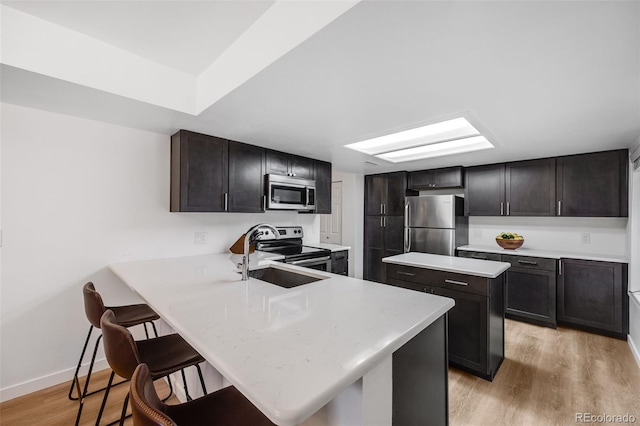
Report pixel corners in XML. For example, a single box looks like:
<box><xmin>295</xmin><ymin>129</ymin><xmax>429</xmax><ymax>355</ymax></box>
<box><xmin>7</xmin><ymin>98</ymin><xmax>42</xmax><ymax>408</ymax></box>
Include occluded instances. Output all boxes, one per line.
<box><xmin>559</xmin><ymin>259</ymin><xmax>562</xmax><ymax>275</ymax></box>
<box><xmin>445</xmin><ymin>279</ymin><xmax>468</xmax><ymax>286</ymax></box>
<box><xmin>383</xmin><ymin>216</ymin><xmax>386</xmax><ymax>228</ymax></box>
<box><xmin>383</xmin><ymin>203</ymin><xmax>386</xmax><ymax>215</ymax></box>
<box><xmin>380</xmin><ymin>204</ymin><xmax>384</xmax><ymax>215</ymax></box>
<box><xmin>507</xmin><ymin>201</ymin><xmax>510</xmax><ymax>216</ymax></box>
<box><xmin>380</xmin><ymin>217</ymin><xmax>384</xmax><ymax>228</ymax></box>
<box><xmin>500</xmin><ymin>202</ymin><xmax>504</xmax><ymax>216</ymax></box>
<box><xmin>262</xmin><ymin>195</ymin><xmax>267</xmax><ymax>211</ymax></box>
<box><xmin>224</xmin><ymin>192</ymin><xmax>229</xmax><ymax>211</ymax></box>
<box><xmin>397</xmin><ymin>271</ymin><xmax>416</xmax><ymax>277</ymax></box>
<box><xmin>558</xmin><ymin>200</ymin><xmax>562</xmax><ymax>216</ymax></box>
<box><xmin>517</xmin><ymin>260</ymin><xmax>538</xmax><ymax>265</ymax></box>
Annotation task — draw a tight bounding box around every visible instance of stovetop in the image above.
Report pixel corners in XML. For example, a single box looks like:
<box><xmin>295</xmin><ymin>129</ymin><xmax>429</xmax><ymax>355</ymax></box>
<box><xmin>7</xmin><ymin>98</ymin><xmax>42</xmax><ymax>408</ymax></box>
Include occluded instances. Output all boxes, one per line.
<box><xmin>254</xmin><ymin>226</ymin><xmax>330</xmax><ymax>260</ymax></box>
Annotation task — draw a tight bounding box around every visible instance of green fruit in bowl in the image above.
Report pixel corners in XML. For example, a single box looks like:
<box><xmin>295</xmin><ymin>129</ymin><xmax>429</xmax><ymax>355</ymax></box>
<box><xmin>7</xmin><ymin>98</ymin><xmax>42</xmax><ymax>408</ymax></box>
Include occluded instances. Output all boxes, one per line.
<box><xmin>496</xmin><ymin>232</ymin><xmax>523</xmax><ymax>240</ymax></box>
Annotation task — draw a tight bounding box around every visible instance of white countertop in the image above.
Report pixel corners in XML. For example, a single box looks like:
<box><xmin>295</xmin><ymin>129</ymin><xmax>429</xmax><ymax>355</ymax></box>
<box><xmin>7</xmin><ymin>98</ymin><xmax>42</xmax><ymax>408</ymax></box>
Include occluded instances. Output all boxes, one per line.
<box><xmin>383</xmin><ymin>252</ymin><xmax>511</xmax><ymax>278</ymax></box>
<box><xmin>110</xmin><ymin>253</ymin><xmax>453</xmax><ymax>426</ymax></box>
<box><xmin>458</xmin><ymin>245</ymin><xmax>628</xmax><ymax>263</ymax></box>
<box><xmin>304</xmin><ymin>243</ymin><xmax>351</xmax><ymax>252</ymax></box>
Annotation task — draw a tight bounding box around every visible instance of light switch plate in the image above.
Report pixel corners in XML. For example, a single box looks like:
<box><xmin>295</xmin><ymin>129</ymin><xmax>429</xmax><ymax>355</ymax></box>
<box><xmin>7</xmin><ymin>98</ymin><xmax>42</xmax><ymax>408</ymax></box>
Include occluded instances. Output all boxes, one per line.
<box><xmin>581</xmin><ymin>232</ymin><xmax>591</xmax><ymax>244</ymax></box>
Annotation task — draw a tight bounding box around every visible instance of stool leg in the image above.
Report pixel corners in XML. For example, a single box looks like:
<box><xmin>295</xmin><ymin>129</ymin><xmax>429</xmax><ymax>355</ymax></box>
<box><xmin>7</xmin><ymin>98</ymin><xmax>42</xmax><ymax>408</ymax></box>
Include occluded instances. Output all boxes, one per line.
<box><xmin>150</xmin><ymin>321</ymin><xmax>158</xmax><ymax>337</ymax></box>
<box><xmin>195</xmin><ymin>364</ymin><xmax>207</xmax><ymax>395</ymax></box>
<box><xmin>181</xmin><ymin>369</ymin><xmax>192</xmax><ymax>401</ymax></box>
<box><xmin>143</xmin><ymin>323</ymin><xmax>149</xmax><ymax>339</ymax></box>
<box><xmin>119</xmin><ymin>392</ymin><xmax>130</xmax><ymax>426</ymax></box>
<box><xmin>95</xmin><ymin>370</ymin><xmax>115</xmax><ymax>426</ymax></box>
<box><xmin>68</xmin><ymin>325</ymin><xmax>94</xmax><ymax>401</ymax></box>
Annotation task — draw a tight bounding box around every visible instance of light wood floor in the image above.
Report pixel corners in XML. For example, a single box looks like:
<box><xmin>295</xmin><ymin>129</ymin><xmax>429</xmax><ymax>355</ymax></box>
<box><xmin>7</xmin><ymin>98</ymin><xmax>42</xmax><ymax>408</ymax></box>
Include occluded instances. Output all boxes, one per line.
<box><xmin>1</xmin><ymin>319</ymin><xmax>639</xmax><ymax>425</ymax></box>
<box><xmin>449</xmin><ymin>319</ymin><xmax>640</xmax><ymax>426</ymax></box>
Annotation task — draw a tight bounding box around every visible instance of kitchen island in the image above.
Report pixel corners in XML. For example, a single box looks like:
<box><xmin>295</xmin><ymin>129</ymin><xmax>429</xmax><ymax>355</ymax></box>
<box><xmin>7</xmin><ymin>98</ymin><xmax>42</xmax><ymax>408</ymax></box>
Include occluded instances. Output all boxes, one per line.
<box><xmin>383</xmin><ymin>252</ymin><xmax>510</xmax><ymax>381</ymax></box>
<box><xmin>110</xmin><ymin>253</ymin><xmax>454</xmax><ymax>426</ymax></box>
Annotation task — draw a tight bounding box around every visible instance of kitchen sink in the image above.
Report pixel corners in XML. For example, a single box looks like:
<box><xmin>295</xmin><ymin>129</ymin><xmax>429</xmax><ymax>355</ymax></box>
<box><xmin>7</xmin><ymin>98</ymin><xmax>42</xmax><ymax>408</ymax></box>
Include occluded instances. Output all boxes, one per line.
<box><xmin>247</xmin><ymin>266</ymin><xmax>327</xmax><ymax>288</ymax></box>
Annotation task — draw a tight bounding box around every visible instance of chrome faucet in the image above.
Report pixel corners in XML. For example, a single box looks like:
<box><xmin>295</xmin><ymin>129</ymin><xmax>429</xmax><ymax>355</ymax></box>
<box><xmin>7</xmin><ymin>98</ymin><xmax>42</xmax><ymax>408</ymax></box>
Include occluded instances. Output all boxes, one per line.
<box><xmin>241</xmin><ymin>223</ymin><xmax>279</xmax><ymax>280</ymax></box>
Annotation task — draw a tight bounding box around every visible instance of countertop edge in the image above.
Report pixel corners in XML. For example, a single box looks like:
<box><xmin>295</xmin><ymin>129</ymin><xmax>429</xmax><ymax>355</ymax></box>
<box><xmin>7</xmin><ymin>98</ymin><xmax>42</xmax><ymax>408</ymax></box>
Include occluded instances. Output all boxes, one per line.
<box><xmin>382</xmin><ymin>253</ymin><xmax>510</xmax><ymax>278</ymax></box>
<box><xmin>457</xmin><ymin>245</ymin><xmax>628</xmax><ymax>263</ymax></box>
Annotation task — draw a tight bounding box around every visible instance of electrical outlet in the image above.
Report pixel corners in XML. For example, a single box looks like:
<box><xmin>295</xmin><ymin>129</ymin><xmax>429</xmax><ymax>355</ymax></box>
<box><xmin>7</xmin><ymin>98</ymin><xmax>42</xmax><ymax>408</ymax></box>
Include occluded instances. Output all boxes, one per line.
<box><xmin>194</xmin><ymin>232</ymin><xmax>207</xmax><ymax>244</ymax></box>
<box><xmin>581</xmin><ymin>232</ymin><xmax>591</xmax><ymax>244</ymax></box>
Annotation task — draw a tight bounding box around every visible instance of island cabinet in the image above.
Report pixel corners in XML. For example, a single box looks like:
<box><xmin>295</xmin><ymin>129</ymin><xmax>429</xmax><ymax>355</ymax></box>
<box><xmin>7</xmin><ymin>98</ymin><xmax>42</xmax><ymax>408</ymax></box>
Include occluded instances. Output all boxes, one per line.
<box><xmin>556</xmin><ymin>149</ymin><xmax>628</xmax><ymax>217</ymax></box>
<box><xmin>464</xmin><ymin>158</ymin><xmax>556</xmax><ymax>216</ymax></box>
<box><xmin>364</xmin><ymin>172</ymin><xmax>412</xmax><ymax>283</ymax></box>
<box><xmin>171</xmin><ymin>130</ymin><xmax>265</xmax><ymax>213</ymax></box>
<box><xmin>408</xmin><ymin>166</ymin><xmax>463</xmax><ymax>190</ymax></box>
<box><xmin>265</xmin><ymin>150</ymin><xmax>314</xmax><ymax>179</ymax></box>
<box><xmin>558</xmin><ymin>258</ymin><xmax>628</xmax><ymax>338</ymax></box>
<box><xmin>385</xmin><ymin>260</ymin><xmax>505</xmax><ymax>381</ymax></box>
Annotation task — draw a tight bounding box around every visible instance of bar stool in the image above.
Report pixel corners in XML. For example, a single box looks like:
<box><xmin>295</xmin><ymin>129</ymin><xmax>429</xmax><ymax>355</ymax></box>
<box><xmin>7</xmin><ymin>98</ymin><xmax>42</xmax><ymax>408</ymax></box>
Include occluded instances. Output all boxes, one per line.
<box><xmin>130</xmin><ymin>363</ymin><xmax>275</xmax><ymax>426</ymax></box>
<box><xmin>99</xmin><ymin>310</ymin><xmax>208</xmax><ymax>426</ymax></box>
<box><xmin>71</xmin><ymin>282</ymin><xmax>160</xmax><ymax>425</ymax></box>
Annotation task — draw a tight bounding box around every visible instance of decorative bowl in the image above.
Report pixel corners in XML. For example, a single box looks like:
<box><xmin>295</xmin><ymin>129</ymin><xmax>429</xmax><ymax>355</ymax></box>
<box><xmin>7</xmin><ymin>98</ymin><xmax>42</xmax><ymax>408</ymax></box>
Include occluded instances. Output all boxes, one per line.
<box><xmin>496</xmin><ymin>238</ymin><xmax>524</xmax><ymax>250</ymax></box>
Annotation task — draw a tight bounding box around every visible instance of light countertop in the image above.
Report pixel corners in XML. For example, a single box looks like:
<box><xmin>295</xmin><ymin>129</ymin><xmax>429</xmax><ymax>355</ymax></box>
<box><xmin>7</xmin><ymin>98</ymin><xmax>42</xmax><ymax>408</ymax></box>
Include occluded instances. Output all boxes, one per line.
<box><xmin>304</xmin><ymin>242</ymin><xmax>351</xmax><ymax>252</ymax></box>
<box><xmin>110</xmin><ymin>253</ymin><xmax>453</xmax><ymax>426</ymax></box>
<box><xmin>383</xmin><ymin>252</ymin><xmax>511</xmax><ymax>278</ymax></box>
<box><xmin>458</xmin><ymin>245</ymin><xmax>628</xmax><ymax>263</ymax></box>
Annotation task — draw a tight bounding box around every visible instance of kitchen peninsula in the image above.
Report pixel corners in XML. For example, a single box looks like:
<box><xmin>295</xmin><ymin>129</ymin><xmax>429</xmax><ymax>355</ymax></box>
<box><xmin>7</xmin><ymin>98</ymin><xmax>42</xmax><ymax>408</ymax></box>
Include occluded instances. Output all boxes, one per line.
<box><xmin>110</xmin><ymin>253</ymin><xmax>454</xmax><ymax>426</ymax></box>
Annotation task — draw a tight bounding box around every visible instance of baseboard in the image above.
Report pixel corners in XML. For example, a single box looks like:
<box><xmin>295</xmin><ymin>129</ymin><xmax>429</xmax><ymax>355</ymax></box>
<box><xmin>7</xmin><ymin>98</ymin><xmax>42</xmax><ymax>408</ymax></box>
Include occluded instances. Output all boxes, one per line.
<box><xmin>629</xmin><ymin>333</ymin><xmax>640</xmax><ymax>369</ymax></box>
<box><xmin>0</xmin><ymin>358</ymin><xmax>109</xmax><ymax>403</ymax></box>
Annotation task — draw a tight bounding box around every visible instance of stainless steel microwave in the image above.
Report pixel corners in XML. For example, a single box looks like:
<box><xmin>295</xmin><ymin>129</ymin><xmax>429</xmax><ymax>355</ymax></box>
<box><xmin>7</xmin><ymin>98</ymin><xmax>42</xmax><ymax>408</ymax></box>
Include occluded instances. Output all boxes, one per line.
<box><xmin>266</xmin><ymin>174</ymin><xmax>316</xmax><ymax>211</ymax></box>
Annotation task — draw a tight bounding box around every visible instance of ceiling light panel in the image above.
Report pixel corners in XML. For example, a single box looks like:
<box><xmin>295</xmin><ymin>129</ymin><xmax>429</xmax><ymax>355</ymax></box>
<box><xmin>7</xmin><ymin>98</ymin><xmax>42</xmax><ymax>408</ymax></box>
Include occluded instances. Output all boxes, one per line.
<box><xmin>344</xmin><ymin>117</ymin><xmax>481</xmax><ymax>155</ymax></box>
<box><xmin>375</xmin><ymin>136</ymin><xmax>494</xmax><ymax>163</ymax></box>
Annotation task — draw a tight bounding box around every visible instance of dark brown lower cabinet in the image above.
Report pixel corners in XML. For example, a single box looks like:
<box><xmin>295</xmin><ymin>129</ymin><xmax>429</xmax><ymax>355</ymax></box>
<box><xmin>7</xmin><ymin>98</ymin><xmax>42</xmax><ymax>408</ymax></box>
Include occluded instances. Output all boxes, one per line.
<box><xmin>501</xmin><ymin>255</ymin><xmax>557</xmax><ymax>328</ymax></box>
<box><xmin>330</xmin><ymin>250</ymin><xmax>348</xmax><ymax>275</ymax></box>
<box><xmin>386</xmin><ymin>263</ymin><xmax>504</xmax><ymax>381</ymax></box>
<box><xmin>558</xmin><ymin>258</ymin><xmax>628</xmax><ymax>339</ymax></box>
<box><xmin>364</xmin><ymin>215</ymin><xmax>403</xmax><ymax>283</ymax></box>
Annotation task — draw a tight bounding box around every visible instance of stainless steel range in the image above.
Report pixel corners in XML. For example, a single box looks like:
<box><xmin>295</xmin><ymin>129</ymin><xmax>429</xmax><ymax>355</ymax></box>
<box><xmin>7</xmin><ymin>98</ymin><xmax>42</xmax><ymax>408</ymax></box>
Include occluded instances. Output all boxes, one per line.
<box><xmin>255</xmin><ymin>226</ymin><xmax>332</xmax><ymax>271</ymax></box>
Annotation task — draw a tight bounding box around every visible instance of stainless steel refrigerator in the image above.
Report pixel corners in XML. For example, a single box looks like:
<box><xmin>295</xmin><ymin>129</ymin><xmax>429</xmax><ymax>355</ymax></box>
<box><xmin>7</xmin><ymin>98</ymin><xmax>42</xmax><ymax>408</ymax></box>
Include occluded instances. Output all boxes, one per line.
<box><xmin>404</xmin><ymin>195</ymin><xmax>468</xmax><ymax>255</ymax></box>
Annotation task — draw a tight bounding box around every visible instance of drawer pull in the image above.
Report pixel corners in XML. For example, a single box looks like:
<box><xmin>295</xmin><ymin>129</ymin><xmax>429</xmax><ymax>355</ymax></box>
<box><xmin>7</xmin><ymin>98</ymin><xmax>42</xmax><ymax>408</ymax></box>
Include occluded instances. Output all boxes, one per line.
<box><xmin>397</xmin><ymin>271</ymin><xmax>416</xmax><ymax>277</ymax></box>
<box><xmin>445</xmin><ymin>279</ymin><xmax>468</xmax><ymax>286</ymax></box>
<box><xmin>517</xmin><ymin>260</ymin><xmax>538</xmax><ymax>265</ymax></box>
<box><xmin>470</xmin><ymin>255</ymin><xmax>487</xmax><ymax>259</ymax></box>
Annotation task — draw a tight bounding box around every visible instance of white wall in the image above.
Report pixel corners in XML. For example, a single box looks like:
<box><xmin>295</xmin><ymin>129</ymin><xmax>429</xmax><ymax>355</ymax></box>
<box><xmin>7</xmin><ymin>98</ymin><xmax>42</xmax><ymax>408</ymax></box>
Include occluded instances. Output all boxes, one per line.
<box><xmin>468</xmin><ymin>216</ymin><xmax>628</xmax><ymax>256</ymax></box>
<box><xmin>0</xmin><ymin>103</ymin><xmax>319</xmax><ymax>401</ymax></box>
<box><xmin>332</xmin><ymin>171</ymin><xmax>364</xmax><ymax>278</ymax></box>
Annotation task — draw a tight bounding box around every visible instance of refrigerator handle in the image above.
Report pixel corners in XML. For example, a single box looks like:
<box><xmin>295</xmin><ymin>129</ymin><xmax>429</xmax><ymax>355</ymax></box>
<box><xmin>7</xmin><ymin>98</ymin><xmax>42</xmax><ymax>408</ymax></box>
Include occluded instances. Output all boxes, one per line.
<box><xmin>405</xmin><ymin>228</ymin><xmax>411</xmax><ymax>253</ymax></box>
<box><xmin>404</xmin><ymin>201</ymin><xmax>410</xmax><ymax>227</ymax></box>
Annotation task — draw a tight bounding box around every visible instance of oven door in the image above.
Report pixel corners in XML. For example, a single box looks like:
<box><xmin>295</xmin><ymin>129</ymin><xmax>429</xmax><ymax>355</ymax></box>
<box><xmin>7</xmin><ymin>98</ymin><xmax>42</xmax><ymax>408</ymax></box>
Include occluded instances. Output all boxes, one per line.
<box><xmin>285</xmin><ymin>256</ymin><xmax>331</xmax><ymax>272</ymax></box>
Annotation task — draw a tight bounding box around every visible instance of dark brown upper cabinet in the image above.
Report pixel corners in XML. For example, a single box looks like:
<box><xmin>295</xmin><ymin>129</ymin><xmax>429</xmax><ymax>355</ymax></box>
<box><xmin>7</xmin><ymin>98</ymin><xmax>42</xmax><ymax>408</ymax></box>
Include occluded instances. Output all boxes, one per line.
<box><xmin>505</xmin><ymin>158</ymin><xmax>556</xmax><ymax>216</ymax></box>
<box><xmin>408</xmin><ymin>166</ymin><xmax>463</xmax><ymax>190</ymax></box>
<box><xmin>228</xmin><ymin>141</ymin><xmax>266</xmax><ymax>213</ymax></box>
<box><xmin>464</xmin><ymin>164</ymin><xmax>505</xmax><ymax>216</ymax></box>
<box><xmin>171</xmin><ymin>130</ymin><xmax>228</xmax><ymax>212</ymax></box>
<box><xmin>465</xmin><ymin>158</ymin><xmax>556</xmax><ymax>217</ymax></box>
<box><xmin>313</xmin><ymin>160</ymin><xmax>332</xmax><ymax>214</ymax></box>
<box><xmin>365</xmin><ymin>171</ymin><xmax>410</xmax><ymax>216</ymax></box>
<box><xmin>266</xmin><ymin>150</ymin><xmax>314</xmax><ymax>180</ymax></box>
<box><xmin>171</xmin><ymin>130</ymin><xmax>265</xmax><ymax>213</ymax></box>
<box><xmin>556</xmin><ymin>149</ymin><xmax>628</xmax><ymax>217</ymax></box>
